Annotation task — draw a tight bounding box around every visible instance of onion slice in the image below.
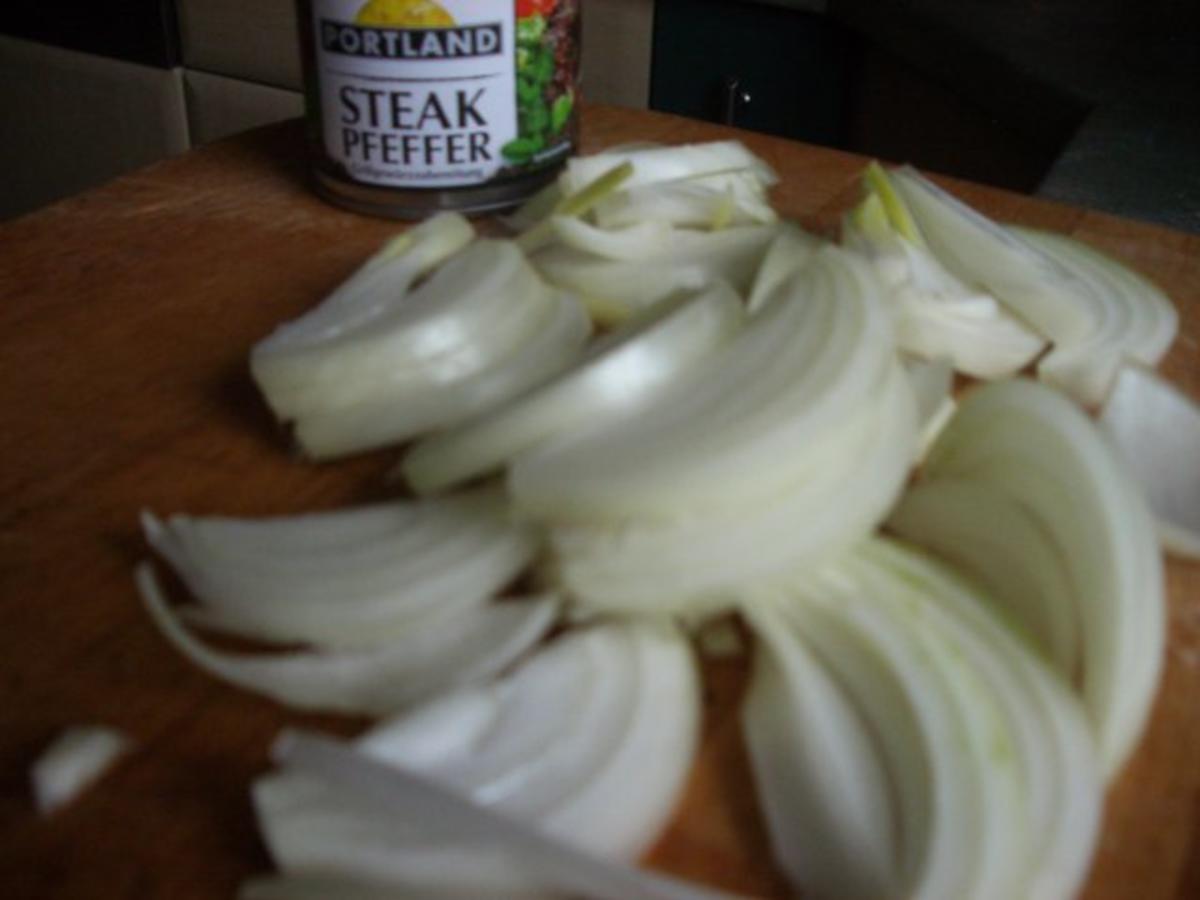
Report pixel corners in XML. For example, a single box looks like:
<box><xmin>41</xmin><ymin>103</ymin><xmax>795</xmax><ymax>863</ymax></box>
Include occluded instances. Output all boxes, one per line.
<box><xmin>920</xmin><ymin>378</ymin><xmax>1165</xmax><ymax>778</ymax></box>
<box><xmin>264</xmin><ymin>729</ymin><xmax>734</xmax><ymax>900</ymax></box>
<box><xmin>741</xmin><ymin>602</ymin><xmax>898</xmax><ymax>899</ymax></box>
<box><xmin>890</xmin><ymin>167</ymin><xmax>1177</xmax><ymax>405</ymax></box>
<box><xmin>136</xmin><ymin>562</ymin><xmax>558</xmax><ymax>716</ymax></box>
<box><xmin>402</xmin><ymin>282</ymin><xmax>744</xmax><ymax>494</ymax></box>
<box><xmin>253</xmin><ymin>622</ymin><xmax>701</xmax><ymax>894</ymax></box>
<box><xmin>512</xmin><ymin>246</ymin><xmax>898</xmax><ymax>520</ymax></box>
<box><xmin>292</xmin><ymin>289</ymin><xmax>591</xmax><ymax>459</ymax></box>
<box><xmin>141</xmin><ymin>490</ymin><xmax>539</xmax><ymax>648</ymax></box>
<box><xmin>1099</xmin><ymin>363</ymin><xmax>1200</xmax><ymax>559</ymax></box>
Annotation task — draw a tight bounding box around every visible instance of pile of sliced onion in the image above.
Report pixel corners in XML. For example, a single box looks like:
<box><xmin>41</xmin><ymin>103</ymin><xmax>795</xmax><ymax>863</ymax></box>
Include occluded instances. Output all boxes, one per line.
<box><xmin>253</xmin><ymin>621</ymin><xmax>700</xmax><ymax>895</ymax></box>
<box><xmin>130</xmin><ymin>140</ymin><xmax>1195</xmax><ymax>899</ymax></box>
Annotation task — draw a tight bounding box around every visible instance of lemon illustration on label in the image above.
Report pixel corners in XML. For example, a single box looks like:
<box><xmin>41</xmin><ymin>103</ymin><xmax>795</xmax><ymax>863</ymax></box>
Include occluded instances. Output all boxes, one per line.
<box><xmin>355</xmin><ymin>0</ymin><xmax>455</xmax><ymax>27</ymax></box>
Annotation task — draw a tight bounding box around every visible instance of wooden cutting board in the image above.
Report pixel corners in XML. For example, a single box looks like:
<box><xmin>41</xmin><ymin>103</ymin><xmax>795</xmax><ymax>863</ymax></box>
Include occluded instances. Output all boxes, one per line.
<box><xmin>1</xmin><ymin>105</ymin><xmax>1197</xmax><ymax>899</ymax></box>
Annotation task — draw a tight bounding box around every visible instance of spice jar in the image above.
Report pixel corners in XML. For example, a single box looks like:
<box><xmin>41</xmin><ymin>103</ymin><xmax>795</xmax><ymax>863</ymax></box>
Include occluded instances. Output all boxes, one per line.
<box><xmin>295</xmin><ymin>0</ymin><xmax>581</xmax><ymax>218</ymax></box>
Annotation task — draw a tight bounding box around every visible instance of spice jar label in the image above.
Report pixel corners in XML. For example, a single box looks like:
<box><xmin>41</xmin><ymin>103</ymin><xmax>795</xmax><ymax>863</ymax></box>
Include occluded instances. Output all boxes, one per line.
<box><xmin>309</xmin><ymin>0</ymin><xmax>575</xmax><ymax>191</ymax></box>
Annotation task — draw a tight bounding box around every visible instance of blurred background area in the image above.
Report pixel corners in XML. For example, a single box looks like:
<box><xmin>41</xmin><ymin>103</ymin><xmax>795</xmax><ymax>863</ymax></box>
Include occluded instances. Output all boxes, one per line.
<box><xmin>2</xmin><ymin>0</ymin><xmax>1196</xmax><ymax>230</ymax></box>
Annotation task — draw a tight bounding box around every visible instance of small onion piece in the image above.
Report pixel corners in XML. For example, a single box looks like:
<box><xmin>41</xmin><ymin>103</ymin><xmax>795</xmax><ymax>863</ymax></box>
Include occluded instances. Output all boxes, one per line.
<box><xmin>141</xmin><ymin>490</ymin><xmax>539</xmax><ymax>648</ymax></box>
<box><xmin>1099</xmin><ymin>363</ymin><xmax>1200</xmax><ymax>559</ymax></box>
<box><xmin>920</xmin><ymin>378</ymin><xmax>1165</xmax><ymax>779</ymax></box>
<box><xmin>591</xmin><ymin>172</ymin><xmax>778</xmax><ymax>231</ymax></box>
<box><xmin>31</xmin><ymin>725</ymin><xmax>132</xmax><ymax>815</ymax></box>
<box><xmin>253</xmin><ymin>622</ymin><xmax>701</xmax><ymax>895</ymax></box>
<box><xmin>402</xmin><ymin>282</ymin><xmax>744</xmax><ymax>494</ymax></box>
<box><xmin>901</xmin><ymin>356</ymin><xmax>955</xmax><ymax>460</ymax></box>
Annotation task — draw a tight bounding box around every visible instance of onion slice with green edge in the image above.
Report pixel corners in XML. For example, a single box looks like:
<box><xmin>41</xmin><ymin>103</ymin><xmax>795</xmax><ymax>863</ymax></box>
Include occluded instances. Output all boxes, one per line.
<box><xmin>512</xmin><ymin>245</ymin><xmax>897</xmax><ymax>520</ymax></box>
<box><xmin>252</xmin><ymin>622</ymin><xmax>702</xmax><ymax>895</ymax></box>
<box><xmin>529</xmin><ymin>224</ymin><xmax>776</xmax><ymax>326</ymax></box>
<box><xmin>136</xmin><ymin>562</ymin><xmax>559</xmax><ymax>716</ymax></box>
<box><xmin>1099</xmin><ymin>363</ymin><xmax>1200</xmax><ymax>559</ymax></box>
<box><xmin>889</xmin><ymin>167</ymin><xmax>1178</xmax><ymax>405</ymax></box>
<box><xmin>888</xmin><ymin>479</ymin><xmax>1081</xmax><ymax>678</ymax></box>
<box><xmin>745</xmin><ymin>222</ymin><xmax>821</xmax><ymax>314</ymax></box>
<box><xmin>541</xmin><ymin>358</ymin><xmax>916</xmax><ymax>617</ymax></box>
<box><xmin>844</xmin><ymin>177</ymin><xmax>1044</xmax><ymax>379</ymax></box>
<box><xmin>591</xmin><ymin>171</ymin><xmax>778</xmax><ymax>231</ymax></box>
<box><xmin>402</xmin><ymin>282</ymin><xmax>744</xmax><ymax>495</ymax></box>
<box><xmin>920</xmin><ymin>378</ymin><xmax>1165</xmax><ymax>779</ymax></box>
<box><xmin>772</xmin><ymin>574</ymin><xmax>988</xmax><ymax>899</ymax></box>
<box><xmin>292</xmin><ymin>289</ymin><xmax>591</xmax><ymax>459</ymax></box>
<box><xmin>252</xmin><ymin>212</ymin><xmax>474</xmax><ymax>354</ymax></box>
<box><xmin>740</xmin><ymin>602</ymin><xmax>899</xmax><ymax>900</ymax></box>
<box><xmin>545</xmin><ymin>216</ymin><xmax>674</xmax><ymax>260</ymax></box>
<box><xmin>140</xmin><ymin>490</ymin><xmax>539</xmax><ymax>648</ymax></box>
<box><xmin>558</xmin><ymin>140</ymin><xmax>777</xmax><ymax>197</ymax></box>
<box><xmin>850</xmin><ymin>540</ymin><xmax>1101</xmax><ymax>900</ymax></box>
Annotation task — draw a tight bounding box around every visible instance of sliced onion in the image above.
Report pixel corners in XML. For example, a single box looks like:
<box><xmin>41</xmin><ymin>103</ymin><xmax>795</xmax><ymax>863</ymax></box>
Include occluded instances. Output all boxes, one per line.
<box><xmin>141</xmin><ymin>490</ymin><xmax>539</xmax><ymax>648</ymax></box>
<box><xmin>920</xmin><ymin>378</ymin><xmax>1164</xmax><ymax>778</ymax></box>
<box><xmin>559</xmin><ymin>141</ymin><xmax>777</xmax><ymax>197</ymax></box>
<box><xmin>1099</xmin><ymin>363</ymin><xmax>1200</xmax><ymax>559</ymax></box>
<box><xmin>844</xmin><ymin>179</ymin><xmax>1044</xmax><ymax>379</ymax></box>
<box><xmin>530</xmin><ymin>225</ymin><xmax>776</xmax><ymax>325</ymax></box>
<box><xmin>293</xmin><ymin>290</ymin><xmax>591</xmax><ymax>459</ymax></box>
<box><xmin>253</xmin><ymin>213</ymin><xmax>475</xmax><ymax>354</ymax></box>
<box><xmin>741</xmin><ymin>601</ymin><xmax>898</xmax><ymax>899</ymax></box>
<box><xmin>745</xmin><ymin>222</ymin><xmax>821</xmax><ymax>313</ymax></box>
<box><xmin>591</xmin><ymin>171</ymin><xmax>778</xmax><ymax>231</ymax></box>
<box><xmin>890</xmin><ymin>167</ymin><xmax>1178</xmax><ymax>405</ymax></box>
<box><xmin>901</xmin><ymin>355</ymin><xmax>955</xmax><ymax>460</ymax></box>
<box><xmin>1013</xmin><ymin>227</ymin><xmax>1178</xmax><ymax>402</ymax></box>
<box><xmin>253</xmin><ymin>622</ymin><xmax>700</xmax><ymax>893</ymax></box>
<box><xmin>403</xmin><ymin>282</ymin><xmax>743</xmax><ymax>494</ymax></box>
<box><xmin>542</xmin><ymin>359</ymin><xmax>915</xmax><ymax>615</ymax></box>
<box><xmin>252</xmin><ymin>239</ymin><xmax>591</xmax><ymax>458</ymax></box>
<box><xmin>888</xmin><ymin>479</ymin><xmax>1082</xmax><ymax>678</ymax></box>
<box><xmin>852</xmin><ymin>540</ymin><xmax>1101</xmax><ymax>900</ymax></box>
<box><xmin>136</xmin><ymin>562</ymin><xmax>558</xmax><ymax>716</ymax></box>
<box><xmin>31</xmin><ymin>725</ymin><xmax>132</xmax><ymax>815</ymax></box>
<box><xmin>776</xmin><ymin>574</ymin><xmax>986</xmax><ymax>898</ymax></box>
<box><xmin>512</xmin><ymin>246</ymin><xmax>898</xmax><ymax>520</ymax></box>
<box><xmin>545</xmin><ymin>216</ymin><xmax>674</xmax><ymax>260</ymax></box>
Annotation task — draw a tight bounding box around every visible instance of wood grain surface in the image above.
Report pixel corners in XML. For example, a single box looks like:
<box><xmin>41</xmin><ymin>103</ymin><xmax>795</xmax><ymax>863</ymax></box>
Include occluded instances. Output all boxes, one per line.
<box><xmin>1</xmin><ymin>105</ymin><xmax>1197</xmax><ymax>899</ymax></box>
